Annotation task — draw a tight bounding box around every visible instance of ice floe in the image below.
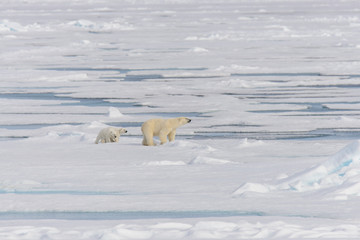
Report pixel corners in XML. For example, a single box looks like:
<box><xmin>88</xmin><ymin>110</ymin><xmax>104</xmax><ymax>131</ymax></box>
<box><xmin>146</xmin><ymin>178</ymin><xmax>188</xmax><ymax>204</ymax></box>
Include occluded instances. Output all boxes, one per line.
<box><xmin>107</xmin><ymin>107</ymin><xmax>124</xmax><ymax>118</ymax></box>
<box><xmin>233</xmin><ymin>183</ymin><xmax>271</xmax><ymax>197</ymax></box>
<box><xmin>143</xmin><ymin>161</ymin><xmax>187</xmax><ymax>166</ymax></box>
<box><xmin>67</xmin><ymin>19</ymin><xmax>135</xmax><ymax>32</ymax></box>
<box><xmin>0</xmin><ymin>19</ymin><xmax>52</xmax><ymax>32</ymax></box>
<box><xmin>189</xmin><ymin>156</ymin><xmax>235</xmax><ymax>165</ymax></box>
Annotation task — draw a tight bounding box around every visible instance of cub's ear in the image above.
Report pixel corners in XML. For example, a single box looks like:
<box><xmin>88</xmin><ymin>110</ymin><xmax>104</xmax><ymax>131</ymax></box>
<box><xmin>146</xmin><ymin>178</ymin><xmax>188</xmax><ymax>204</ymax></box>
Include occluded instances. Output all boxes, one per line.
<box><xmin>119</xmin><ymin>128</ymin><xmax>128</xmax><ymax>133</ymax></box>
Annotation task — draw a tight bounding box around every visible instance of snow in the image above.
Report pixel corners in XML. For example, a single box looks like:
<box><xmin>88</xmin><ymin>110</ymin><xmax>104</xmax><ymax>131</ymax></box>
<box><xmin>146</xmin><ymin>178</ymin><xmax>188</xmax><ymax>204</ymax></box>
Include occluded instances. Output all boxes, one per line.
<box><xmin>234</xmin><ymin>140</ymin><xmax>360</xmax><ymax>200</ymax></box>
<box><xmin>2</xmin><ymin>218</ymin><xmax>360</xmax><ymax>239</ymax></box>
<box><xmin>2</xmin><ymin>0</ymin><xmax>360</xmax><ymax>239</ymax></box>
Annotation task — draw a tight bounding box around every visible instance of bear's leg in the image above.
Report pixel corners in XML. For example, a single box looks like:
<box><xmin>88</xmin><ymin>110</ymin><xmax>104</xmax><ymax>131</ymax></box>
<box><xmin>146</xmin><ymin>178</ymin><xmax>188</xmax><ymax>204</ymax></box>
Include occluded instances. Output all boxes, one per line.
<box><xmin>142</xmin><ymin>135</ymin><xmax>152</xmax><ymax>146</ymax></box>
<box><xmin>159</xmin><ymin>130</ymin><xmax>169</xmax><ymax>145</ymax></box>
<box><xmin>142</xmin><ymin>137</ymin><xmax>147</xmax><ymax>146</ymax></box>
<box><xmin>95</xmin><ymin>135</ymin><xmax>100</xmax><ymax>144</ymax></box>
<box><xmin>143</xmin><ymin>132</ymin><xmax>155</xmax><ymax>146</ymax></box>
<box><xmin>168</xmin><ymin>130</ymin><xmax>176</xmax><ymax>142</ymax></box>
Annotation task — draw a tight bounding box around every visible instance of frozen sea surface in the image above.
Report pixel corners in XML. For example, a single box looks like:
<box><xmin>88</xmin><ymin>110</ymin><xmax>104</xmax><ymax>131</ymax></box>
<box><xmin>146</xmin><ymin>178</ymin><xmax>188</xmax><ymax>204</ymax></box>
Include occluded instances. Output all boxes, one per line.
<box><xmin>1</xmin><ymin>0</ymin><xmax>360</xmax><ymax>239</ymax></box>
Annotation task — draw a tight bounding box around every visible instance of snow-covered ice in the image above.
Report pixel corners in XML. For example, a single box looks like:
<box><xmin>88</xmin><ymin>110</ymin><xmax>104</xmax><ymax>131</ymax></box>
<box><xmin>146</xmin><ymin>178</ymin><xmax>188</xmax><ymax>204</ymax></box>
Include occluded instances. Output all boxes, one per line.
<box><xmin>234</xmin><ymin>140</ymin><xmax>360</xmax><ymax>199</ymax></box>
<box><xmin>2</xmin><ymin>0</ymin><xmax>360</xmax><ymax>239</ymax></box>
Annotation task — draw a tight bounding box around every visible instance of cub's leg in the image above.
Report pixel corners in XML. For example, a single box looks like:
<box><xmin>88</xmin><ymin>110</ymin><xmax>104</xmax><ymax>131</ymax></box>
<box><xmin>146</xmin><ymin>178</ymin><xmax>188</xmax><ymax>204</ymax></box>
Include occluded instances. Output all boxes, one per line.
<box><xmin>95</xmin><ymin>135</ymin><xmax>101</xmax><ymax>144</ymax></box>
<box><xmin>105</xmin><ymin>136</ymin><xmax>111</xmax><ymax>143</ymax></box>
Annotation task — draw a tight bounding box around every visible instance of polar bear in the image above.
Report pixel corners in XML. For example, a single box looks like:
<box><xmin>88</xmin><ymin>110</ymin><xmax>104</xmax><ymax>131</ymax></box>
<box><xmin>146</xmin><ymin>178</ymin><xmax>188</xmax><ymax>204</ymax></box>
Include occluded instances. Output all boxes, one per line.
<box><xmin>95</xmin><ymin>127</ymin><xmax>127</xmax><ymax>144</ymax></box>
<box><xmin>141</xmin><ymin>117</ymin><xmax>191</xmax><ymax>146</ymax></box>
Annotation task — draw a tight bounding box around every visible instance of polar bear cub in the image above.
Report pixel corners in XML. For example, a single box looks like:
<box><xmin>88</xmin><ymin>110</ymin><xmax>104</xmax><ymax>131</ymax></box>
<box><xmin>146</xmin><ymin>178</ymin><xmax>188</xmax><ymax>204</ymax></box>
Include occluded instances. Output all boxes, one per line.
<box><xmin>141</xmin><ymin>117</ymin><xmax>191</xmax><ymax>146</ymax></box>
<box><xmin>95</xmin><ymin>127</ymin><xmax>127</xmax><ymax>144</ymax></box>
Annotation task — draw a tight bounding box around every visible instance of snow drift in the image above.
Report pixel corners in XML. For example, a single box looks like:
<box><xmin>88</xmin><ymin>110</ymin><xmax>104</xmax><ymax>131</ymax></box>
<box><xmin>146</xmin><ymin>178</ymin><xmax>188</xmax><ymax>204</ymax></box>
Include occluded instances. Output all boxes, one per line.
<box><xmin>278</xmin><ymin>140</ymin><xmax>360</xmax><ymax>193</ymax></box>
<box><xmin>234</xmin><ymin>140</ymin><xmax>360</xmax><ymax>199</ymax></box>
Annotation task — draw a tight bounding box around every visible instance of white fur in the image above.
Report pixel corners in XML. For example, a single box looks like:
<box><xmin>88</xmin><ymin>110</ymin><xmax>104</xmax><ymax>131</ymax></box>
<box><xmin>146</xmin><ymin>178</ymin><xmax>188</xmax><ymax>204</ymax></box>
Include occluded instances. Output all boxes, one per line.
<box><xmin>95</xmin><ymin>127</ymin><xmax>127</xmax><ymax>144</ymax></box>
<box><xmin>141</xmin><ymin>117</ymin><xmax>191</xmax><ymax>146</ymax></box>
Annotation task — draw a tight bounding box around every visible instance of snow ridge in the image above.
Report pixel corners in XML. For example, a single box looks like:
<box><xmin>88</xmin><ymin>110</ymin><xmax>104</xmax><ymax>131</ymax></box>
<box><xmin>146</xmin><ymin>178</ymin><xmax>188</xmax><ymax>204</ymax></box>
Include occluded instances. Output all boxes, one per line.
<box><xmin>234</xmin><ymin>140</ymin><xmax>360</xmax><ymax>200</ymax></box>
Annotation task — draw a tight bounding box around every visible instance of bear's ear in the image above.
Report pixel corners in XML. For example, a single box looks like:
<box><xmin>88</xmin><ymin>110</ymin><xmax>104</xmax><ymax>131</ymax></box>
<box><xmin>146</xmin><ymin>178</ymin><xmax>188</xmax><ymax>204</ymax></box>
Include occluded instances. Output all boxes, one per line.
<box><xmin>181</xmin><ymin>117</ymin><xmax>191</xmax><ymax>123</ymax></box>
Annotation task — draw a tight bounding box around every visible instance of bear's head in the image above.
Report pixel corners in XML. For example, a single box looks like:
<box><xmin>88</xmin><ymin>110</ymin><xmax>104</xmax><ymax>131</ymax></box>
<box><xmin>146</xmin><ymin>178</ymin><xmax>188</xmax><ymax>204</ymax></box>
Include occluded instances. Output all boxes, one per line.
<box><xmin>177</xmin><ymin>117</ymin><xmax>191</xmax><ymax>126</ymax></box>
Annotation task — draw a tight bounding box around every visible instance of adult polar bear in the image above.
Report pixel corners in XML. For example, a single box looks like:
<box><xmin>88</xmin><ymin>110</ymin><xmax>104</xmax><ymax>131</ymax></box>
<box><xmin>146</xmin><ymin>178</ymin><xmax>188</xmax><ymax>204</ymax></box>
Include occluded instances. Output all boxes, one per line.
<box><xmin>141</xmin><ymin>117</ymin><xmax>191</xmax><ymax>146</ymax></box>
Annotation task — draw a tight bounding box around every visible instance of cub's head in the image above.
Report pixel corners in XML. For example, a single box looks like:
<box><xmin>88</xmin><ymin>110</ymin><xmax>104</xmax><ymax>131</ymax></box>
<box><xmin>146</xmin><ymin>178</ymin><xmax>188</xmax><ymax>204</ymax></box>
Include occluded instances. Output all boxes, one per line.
<box><xmin>118</xmin><ymin>128</ymin><xmax>128</xmax><ymax>135</ymax></box>
<box><xmin>110</xmin><ymin>128</ymin><xmax>127</xmax><ymax>142</ymax></box>
<box><xmin>177</xmin><ymin>117</ymin><xmax>191</xmax><ymax>126</ymax></box>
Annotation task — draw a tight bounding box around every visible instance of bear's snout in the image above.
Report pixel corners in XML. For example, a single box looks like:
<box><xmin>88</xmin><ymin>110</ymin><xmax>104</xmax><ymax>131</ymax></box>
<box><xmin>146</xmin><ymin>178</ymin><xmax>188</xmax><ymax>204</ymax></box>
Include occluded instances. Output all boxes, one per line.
<box><xmin>125</xmin><ymin>130</ymin><xmax>128</xmax><ymax>133</ymax></box>
<box><xmin>187</xmin><ymin>119</ymin><xmax>191</xmax><ymax>123</ymax></box>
